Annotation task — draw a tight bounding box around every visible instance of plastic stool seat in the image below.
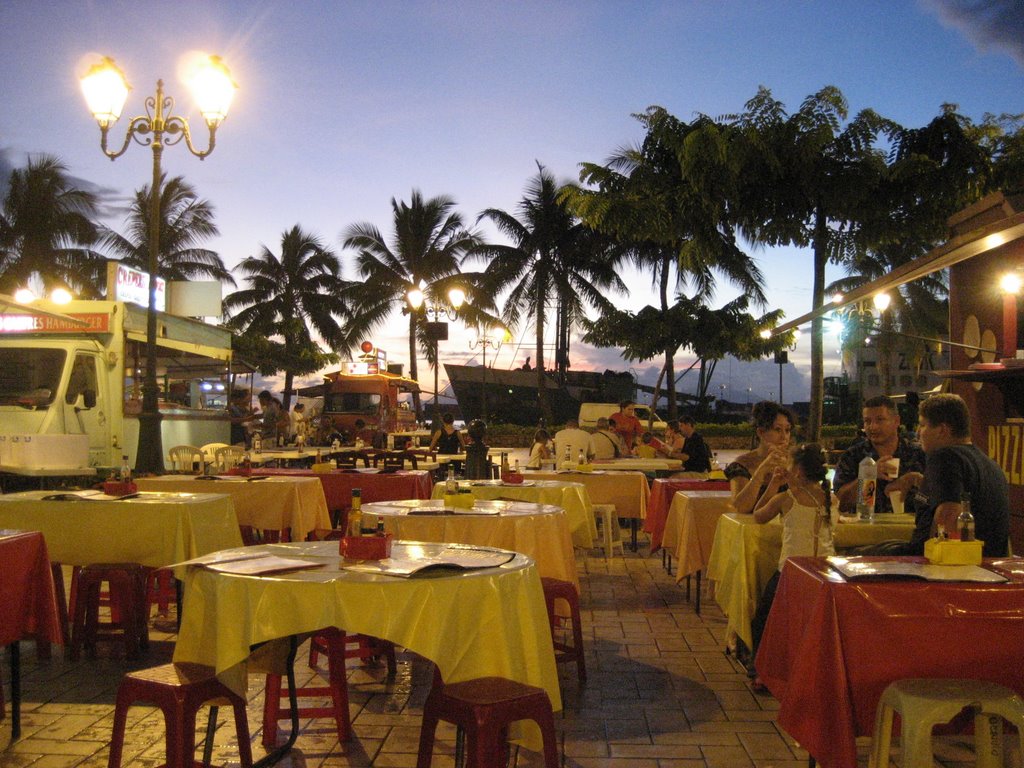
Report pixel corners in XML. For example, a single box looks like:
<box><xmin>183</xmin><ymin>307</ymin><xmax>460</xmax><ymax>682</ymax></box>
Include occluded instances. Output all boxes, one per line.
<box><xmin>262</xmin><ymin>627</ymin><xmax>352</xmax><ymax>747</ymax></box>
<box><xmin>593</xmin><ymin>504</ymin><xmax>623</xmax><ymax>558</ymax></box>
<box><xmin>871</xmin><ymin>678</ymin><xmax>1024</xmax><ymax>768</ymax></box>
<box><xmin>416</xmin><ymin>673</ymin><xmax>559</xmax><ymax>768</ymax></box>
<box><xmin>108</xmin><ymin>662</ymin><xmax>253</xmax><ymax>768</ymax></box>
<box><xmin>70</xmin><ymin>563</ymin><xmax>147</xmax><ymax>661</ymax></box>
<box><xmin>540</xmin><ymin>577</ymin><xmax>586</xmax><ymax>683</ymax></box>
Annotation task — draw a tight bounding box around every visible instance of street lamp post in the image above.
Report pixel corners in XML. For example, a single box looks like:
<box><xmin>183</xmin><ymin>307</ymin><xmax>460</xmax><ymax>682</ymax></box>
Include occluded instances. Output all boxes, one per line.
<box><xmin>407</xmin><ymin>283</ymin><xmax>466</xmax><ymax>423</ymax></box>
<box><xmin>469</xmin><ymin>326</ymin><xmax>508</xmax><ymax>422</ymax></box>
<box><xmin>81</xmin><ymin>55</ymin><xmax>236</xmax><ymax>474</ymax></box>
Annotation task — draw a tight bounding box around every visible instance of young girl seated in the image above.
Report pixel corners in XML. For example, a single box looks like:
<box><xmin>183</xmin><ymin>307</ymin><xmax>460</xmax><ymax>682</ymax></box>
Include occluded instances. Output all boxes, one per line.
<box><xmin>526</xmin><ymin>429</ymin><xmax>552</xmax><ymax>469</ymax></box>
<box><xmin>747</xmin><ymin>443</ymin><xmax>836</xmax><ymax>689</ymax></box>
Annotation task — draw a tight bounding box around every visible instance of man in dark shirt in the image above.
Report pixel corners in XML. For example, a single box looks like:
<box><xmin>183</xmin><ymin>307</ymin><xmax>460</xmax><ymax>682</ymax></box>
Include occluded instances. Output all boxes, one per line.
<box><xmin>678</xmin><ymin>416</ymin><xmax>713</xmax><ymax>472</ymax></box>
<box><xmin>886</xmin><ymin>394</ymin><xmax>1009</xmax><ymax>557</ymax></box>
<box><xmin>834</xmin><ymin>395</ymin><xmax>926</xmax><ymax>514</ymax></box>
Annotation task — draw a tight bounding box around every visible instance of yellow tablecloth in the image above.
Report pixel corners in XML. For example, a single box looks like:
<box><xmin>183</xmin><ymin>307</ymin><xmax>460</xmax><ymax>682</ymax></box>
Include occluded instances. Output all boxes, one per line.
<box><xmin>663</xmin><ymin>491</ymin><xmax>734</xmax><ymax>583</ymax></box>
<box><xmin>525</xmin><ymin>470</ymin><xmax>650</xmax><ymax>521</ymax></box>
<box><xmin>706</xmin><ymin>512</ymin><xmax>917</xmax><ymax>648</ymax></box>
<box><xmin>0</xmin><ymin>490</ymin><xmax>242</xmax><ymax>567</ymax></box>
<box><xmin>136</xmin><ymin>475</ymin><xmax>331</xmax><ymax>542</ymax></box>
<box><xmin>173</xmin><ymin>540</ymin><xmax>560</xmax><ymax>748</ymax></box>
<box><xmin>364</xmin><ymin>499</ymin><xmax>579</xmax><ymax>590</ymax></box>
<box><xmin>432</xmin><ymin>479</ymin><xmax>595</xmax><ymax>548</ymax></box>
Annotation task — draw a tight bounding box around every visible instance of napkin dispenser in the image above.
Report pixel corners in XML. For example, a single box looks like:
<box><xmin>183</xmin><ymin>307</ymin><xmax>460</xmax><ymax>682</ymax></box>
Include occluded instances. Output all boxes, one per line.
<box><xmin>443</xmin><ymin>491</ymin><xmax>475</xmax><ymax>509</ymax></box>
<box><xmin>339</xmin><ymin>533</ymin><xmax>393</xmax><ymax>560</ymax></box>
<box><xmin>103</xmin><ymin>480</ymin><xmax>138</xmax><ymax>497</ymax></box>
<box><xmin>574</xmin><ymin>464</ymin><xmax>594</xmax><ymax>473</ymax></box>
<box><xmin>311</xmin><ymin>461</ymin><xmax>334</xmax><ymax>474</ymax></box>
<box><xmin>924</xmin><ymin>537</ymin><xmax>983</xmax><ymax>565</ymax></box>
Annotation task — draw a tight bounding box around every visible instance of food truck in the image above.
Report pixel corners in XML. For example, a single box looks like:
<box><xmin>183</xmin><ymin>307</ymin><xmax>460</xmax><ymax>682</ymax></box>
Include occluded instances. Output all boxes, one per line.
<box><xmin>0</xmin><ymin>296</ymin><xmax>233</xmax><ymax>471</ymax></box>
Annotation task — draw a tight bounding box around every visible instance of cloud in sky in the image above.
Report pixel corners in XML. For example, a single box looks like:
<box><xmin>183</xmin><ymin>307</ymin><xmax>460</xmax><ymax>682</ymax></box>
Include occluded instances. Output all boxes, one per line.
<box><xmin>923</xmin><ymin>0</ymin><xmax>1024</xmax><ymax>65</ymax></box>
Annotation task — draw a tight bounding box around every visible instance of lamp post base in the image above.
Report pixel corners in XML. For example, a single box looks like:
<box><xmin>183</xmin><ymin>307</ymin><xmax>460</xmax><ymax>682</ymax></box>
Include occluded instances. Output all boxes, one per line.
<box><xmin>135</xmin><ymin>410</ymin><xmax>165</xmax><ymax>475</ymax></box>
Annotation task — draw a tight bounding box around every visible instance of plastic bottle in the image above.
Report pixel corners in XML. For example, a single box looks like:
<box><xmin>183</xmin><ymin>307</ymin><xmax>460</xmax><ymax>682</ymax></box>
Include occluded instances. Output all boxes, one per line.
<box><xmin>253</xmin><ymin>432</ymin><xmax>263</xmax><ymax>454</ymax></box>
<box><xmin>513</xmin><ymin>458</ymin><xmax>520</xmax><ymax>473</ymax></box>
<box><xmin>563</xmin><ymin>445</ymin><xmax>572</xmax><ymax>469</ymax></box>
<box><xmin>855</xmin><ymin>455</ymin><xmax>877</xmax><ymax>523</ymax></box>
<box><xmin>957</xmin><ymin>493</ymin><xmax>975</xmax><ymax>541</ymax></box>
<box><xmin>332</xmin><ymin>437</ymin><xmax>340</xmax><ymax>452</ymax></box>
<box><xmin>119</xmin><ymin>454</ymin><xmax>131</xmax><ymax>483</ymax></box>
<box><xmin>241</xmin><ymin>451</ymin><xmax>252</xmax><ymax>476</ymax></box>
<box><xmin>445</xmin><ymin>465</ymin><xmax>458</xmax><ymax>495</ymax></box>
<box><xmin>577</xmin><ymin>448</ymin><xmax>585</xmax><ymax>466</ymax></box>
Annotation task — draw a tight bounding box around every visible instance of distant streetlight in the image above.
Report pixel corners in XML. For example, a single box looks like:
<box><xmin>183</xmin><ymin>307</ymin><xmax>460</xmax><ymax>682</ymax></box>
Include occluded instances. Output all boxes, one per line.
<box><xmin>407</xmin><ymin>281</ymin><xmax>466</xmax><ymax>419</ymax></box>
<box><xmin>469</xmin><ymin>325</ymin><xmax>509</xmax><ymax>421</ymax></box>
<box><xmin>81</xmin><ymin>54</ymin><xmax>236</xmax><ymax>473</ymax></box>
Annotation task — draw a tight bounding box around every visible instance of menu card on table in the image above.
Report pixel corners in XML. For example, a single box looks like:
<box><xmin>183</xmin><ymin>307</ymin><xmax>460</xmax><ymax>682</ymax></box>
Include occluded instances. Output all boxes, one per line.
<box><xmin>827</xmin><ymin>557</ymin><xmax>1008</xmax><ymax>583</ymax></box>
<box><xmin>344</xmin><ymin>545</ymin><xmax>516</xmax><ymax>577</ymax></box>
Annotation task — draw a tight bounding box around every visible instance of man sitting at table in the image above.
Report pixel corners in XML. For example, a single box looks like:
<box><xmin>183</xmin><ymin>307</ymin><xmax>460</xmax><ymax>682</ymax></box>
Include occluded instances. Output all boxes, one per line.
<box><xmin>884</xmin><ymin>393</ymin><xmax>1009</xmax><ymax>557</ymax></box>
<box><xmin>588</xmin><ymin>417</ymin><xmax>622</xmax><ymax>459</ymax></box>
<box><xmin>554</xmin><ymin>419</ymin><xmax>593</xmax><ymax>465</ymax></box>
<box><xmin>833</xmin><ymin>395</ymin><xmax>926</xmax><ymax>514</ymax></box>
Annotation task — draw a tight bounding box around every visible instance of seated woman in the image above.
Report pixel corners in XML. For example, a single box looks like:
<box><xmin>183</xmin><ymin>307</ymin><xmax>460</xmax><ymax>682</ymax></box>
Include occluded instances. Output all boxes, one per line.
<box><xmin>726</xmin><ymin>400</ymin><xmax>795</xmax><ymax>514</ymax></box>
<box><xmin>429</xmin><ymin>412</ymin><xmax>466</xmax><ymax>454</ymax></box>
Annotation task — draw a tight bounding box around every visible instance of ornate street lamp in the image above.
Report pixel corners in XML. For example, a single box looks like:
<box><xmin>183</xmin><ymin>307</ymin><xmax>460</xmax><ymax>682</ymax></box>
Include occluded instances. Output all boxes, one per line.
<box><xmin>407</xmin><ymin>281</ymin><xmax>466</xmax><ymax>420</ymax></box>
<box><xmin>468</xmin><ymin>325</ymin><xmax>510</xmax><ymax>422</ymax></box>
<box><xmin>81</xmin><ymin>55</ymin><xmax>236</xmax><ymax>473</ymax></box>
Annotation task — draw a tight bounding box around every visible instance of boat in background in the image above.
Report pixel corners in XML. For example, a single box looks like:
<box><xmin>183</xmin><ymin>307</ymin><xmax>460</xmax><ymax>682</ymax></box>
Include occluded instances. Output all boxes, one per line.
<box><xmin>443</xmin><ymin>363</ymin><xmax>635</xmax><ymax>426</ymax></box>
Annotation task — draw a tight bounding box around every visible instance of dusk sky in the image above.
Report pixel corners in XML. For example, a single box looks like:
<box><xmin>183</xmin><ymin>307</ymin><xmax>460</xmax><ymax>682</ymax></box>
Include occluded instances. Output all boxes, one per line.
<box><xmin>2</xmin><ymin>1</ymin><xmax>1022</xmax><ymax>405</ymax></box>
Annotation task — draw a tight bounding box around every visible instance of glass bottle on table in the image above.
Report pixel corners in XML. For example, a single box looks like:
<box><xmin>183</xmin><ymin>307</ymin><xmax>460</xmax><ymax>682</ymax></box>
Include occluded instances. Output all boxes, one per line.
<box><xmin>253</xmin><ymin>431</ymin><xmax>263</xmax><ymax>454</ymax></box>
<box><xmin>855</xmin><ymin>455</ymin><xmax>877</xmax><ymax>523</ymax></box>
<box><xmin>577</xmin><ymin>448</ymin><xmax>585</xmax><ymax>467</ymax></box>
<box><xmin>957</xmin><ymin>493</ymin><xmax>975</xmax><ymax>541</ymax></box>
<box><xmin>119</xmin><ymin>454</ymin><xmax>131</xmax><ymax>483</ymax></box>
<box><xmin>445</xmin><ymin>465</ymin><xmax>458</xmax><ymax>495</ymax></box>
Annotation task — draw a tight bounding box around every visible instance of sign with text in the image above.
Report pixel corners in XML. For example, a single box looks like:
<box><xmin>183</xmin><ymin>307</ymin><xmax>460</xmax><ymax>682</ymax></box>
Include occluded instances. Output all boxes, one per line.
<box><xmin>108</xmin><ymin>263</ymin><xmax>166</xmax><ymax>311</ymax></box>
<box><xmin>0</xmin><ymin>313</ymin><xmax>110</xmax><ymax>334</ymax></box>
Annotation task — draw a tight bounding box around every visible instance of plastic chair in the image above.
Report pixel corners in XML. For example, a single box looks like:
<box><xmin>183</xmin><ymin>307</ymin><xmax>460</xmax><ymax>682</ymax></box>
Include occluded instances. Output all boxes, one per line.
<box><xmin>200</xmin><ymin>442</ymin><xmax>230</xmax><ymax>463</ymax></box>
<box><xmin>334</xmin><ymin>450</ymin><xmax>370</xmax><ymax>469</ymax></box>
<box><xmin>69</xmin><ymin>563</ymin><xmax>148</xmax><ymax>661</ymax></box>
<box><xmin>108</xmin><ymin>662</ymin><xmax>253</xmax><ymax>768</ymax></box>
<box><xmin>870</xmin><ymin>678</ymin><xmax>1024</xmax><ymax>768</ymax></box>
<box><xmin>540</xmin><ymin>577</ymin><xmax>586</xmax><ymax>682</ymax></box>
<box><xmin>214</xmin><ymin>445</ymin><xmax>245</xmax><ymax>471</ymax></box>
<box><xmin>593</xmin><ymin>504</ymin><xmax>623</xmax><ymax>559</ymax></box>
<box><xmin>168</xmin><ymin>444</ymin><xmax>204</xmax><ymax>473</ymax></box>
<box><xmin>375</xmin><ymin>450</ymin><xmax>414</xmax><ymax>470</ymax></box>
<box><xmin>416</xmin><ymin>670</ymin><xmax>559</xmax><ymax>768</ymax></box>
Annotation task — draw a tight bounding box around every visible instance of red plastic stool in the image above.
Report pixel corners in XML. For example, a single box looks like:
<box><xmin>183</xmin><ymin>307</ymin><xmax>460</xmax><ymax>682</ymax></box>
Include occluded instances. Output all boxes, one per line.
<box><xmin>540</xmin><ymin>577</ymin><xmax>586</xmax><ymax>682</ymax></box>
<box><xmin>262</xmin><ymin>627</ymin><xmax>352</xmax><ymax>747</ymax></box>
<box><xmin>70</xmin><ymin>563</ymin><xmax>147</xmax><ymax>662</ymax></box>
<box><xmin>107</xmin><ymin>662</ymin><xmax>253</xmax><ymax>768</ymax></box>
<box><xmin>146</xmin><ymin>567</ymin><xmax>177</xmax><ymax>618</ymax></box>
<box><xmin>416</xmin><ymin>671</ymin><xmax>559</xmax><ymax>768</ymax></box>
<box><xmin>308</xmin><ymin>630</ymin><xmax>397</xmax><ymax>676</ymax></box>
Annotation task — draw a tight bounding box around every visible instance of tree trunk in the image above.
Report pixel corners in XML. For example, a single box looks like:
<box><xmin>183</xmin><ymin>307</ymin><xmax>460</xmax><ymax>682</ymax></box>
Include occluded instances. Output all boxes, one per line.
<box><xmin>283</xmin><ymin>370</ymin><xmax>294</xmax><ymax>411</ymax></box>
<box><xmin>808</xmin><ymin>209</ymin><xmax>827</xmax><ymax>443</ymax></box>
<box><xmin>659</xmin><ymin>252</ymin><xmax>677</xmax><ymax>420</ymax></box>
<box><xmin>536</xmin><ymin>276</ymin><xmax>551</xmax><ymax>426</ymax></box>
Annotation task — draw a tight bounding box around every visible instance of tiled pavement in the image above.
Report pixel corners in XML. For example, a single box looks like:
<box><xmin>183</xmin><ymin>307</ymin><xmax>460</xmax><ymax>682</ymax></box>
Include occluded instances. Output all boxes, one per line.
<box><xmin>2</xmin><ymin>540</ymin><xmax>988</xmax><ymax>768</ymax></box>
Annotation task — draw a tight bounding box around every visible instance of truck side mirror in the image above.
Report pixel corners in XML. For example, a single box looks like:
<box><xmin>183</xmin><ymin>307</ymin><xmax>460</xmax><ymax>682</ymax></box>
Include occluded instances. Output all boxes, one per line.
<box><xmin>82</xmin><ymin>389</ymin><xmax>97</xmax><ymax>409</ymax></box>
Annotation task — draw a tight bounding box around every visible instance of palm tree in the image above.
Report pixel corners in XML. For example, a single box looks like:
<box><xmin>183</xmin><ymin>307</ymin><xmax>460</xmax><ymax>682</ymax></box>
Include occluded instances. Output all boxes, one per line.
<box><xmin>564</xmin><ymin>109</ymin><xmax>767</xmax><ymax>419</ymax></box>
<box><xmin>469</xmin><ymin>164</ymin><xmax>625</xmax><ymax>424</ymax></box>
<box><xmin>224</xmin><ymin>226</ymin><xmax>350</xmax><ymax>408</ymax></box>
<box><xmin>342</xmin><ymin>190</ymin><xmax>485</xmax><ymax>418</ymax></box>
<box><xmin>0</xmin><ymin>154</ymin><xmax>105</xmax><ymax>296</ymax></box>
<box><xmin>101</xmin><ymin>174</ymin><xmax>234</xmax><ymax>285</ymax></box>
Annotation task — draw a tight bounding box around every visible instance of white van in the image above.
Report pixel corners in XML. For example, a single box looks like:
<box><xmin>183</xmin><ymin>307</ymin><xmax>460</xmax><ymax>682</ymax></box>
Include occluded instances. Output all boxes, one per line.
<box><xmin>578</xmin><ymin>403</ymin><xmax>667</xmax><ymax>433</ymax></box>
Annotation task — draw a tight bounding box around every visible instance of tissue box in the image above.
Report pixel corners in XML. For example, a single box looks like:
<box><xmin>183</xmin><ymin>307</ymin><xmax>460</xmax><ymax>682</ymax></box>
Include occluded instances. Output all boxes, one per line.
<box><xmin>103</xmin><ymin>480</ymin><xmax>137</xmax><ymax>497</ymax></box>
<box><xmin>500</xmin><ymin>472</ymin><xmax>524</xmax><ymax>484</ymax></box>
<box><xmin>575</xmin><ymin>464</ymin><xmax>594</xmax><ymax>472</ymax></box>
<box><xmin>339</xmin><ymin>533</ymin><xmax>393</xmax><ymax>560</ymax></box>
<box><xmin>924</xmin><ymin>537</ymin><xmax>983</xmax><ymax>565</ymax></box>
<box><xmin>443</xmin><ymin>492</ymin><xmax>475</xmax><ymax>509</ymax></box>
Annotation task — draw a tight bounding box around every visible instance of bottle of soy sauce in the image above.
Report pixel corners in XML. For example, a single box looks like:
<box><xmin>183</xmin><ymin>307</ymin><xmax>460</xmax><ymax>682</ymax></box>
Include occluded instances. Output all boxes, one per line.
<box><xmin>957</xmin><ymin>493</ymin><xmax>975</xmax><ymax>542</ymax></box>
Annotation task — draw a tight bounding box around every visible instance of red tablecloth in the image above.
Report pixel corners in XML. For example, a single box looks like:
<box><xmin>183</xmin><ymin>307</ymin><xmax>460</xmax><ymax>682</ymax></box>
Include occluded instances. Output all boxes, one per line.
<box><xmin>644</xmin><ymin>479</ymin><xmax>730</xmax><ymax>551</ymax></box>
<box><xmin>756</xmin><ymin>556</ymin><xmax>1024</xmax><ymax>768</ymax></box>
<box><xmin>237</xmin><ymin>468</ymin><xmax>433</xmax><ymax>513</ymax></box>
<box><xmin>0</xmin><ymin>531</ymin><xmax>63</xmax><ymax>648</ymax></box>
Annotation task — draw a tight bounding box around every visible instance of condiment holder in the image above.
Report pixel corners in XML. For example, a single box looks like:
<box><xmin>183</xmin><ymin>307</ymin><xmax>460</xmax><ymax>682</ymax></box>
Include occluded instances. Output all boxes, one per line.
<box><xmin>924</xmin><ymin>537</ymin><xmax>983</xmax><ymax>565</ymax></box>
<box><xmin>443</xmin><ymin>491</ymin><xmax>475</xmax><ymax>509</ymax></box>
<box><xmin>339</xmin><ymin>533</ymin><xmax>393</xmax><ymax>560</ymax></box>
<box><xmin>103</xmin><ymin>480</ymin><xmax>137</xmax><ymax>497</ymax></box>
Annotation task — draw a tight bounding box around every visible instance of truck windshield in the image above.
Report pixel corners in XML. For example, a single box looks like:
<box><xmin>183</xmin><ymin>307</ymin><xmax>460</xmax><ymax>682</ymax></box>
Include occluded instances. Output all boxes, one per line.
<box><xmin>0</xmin><ymin>348</ymin><xmax>66</xmax><ymax>407</ymax></box>
<box><xmin>325</xmin><ymin>391</ymin><xmax>381</xmax><ymax>414</ymax></box>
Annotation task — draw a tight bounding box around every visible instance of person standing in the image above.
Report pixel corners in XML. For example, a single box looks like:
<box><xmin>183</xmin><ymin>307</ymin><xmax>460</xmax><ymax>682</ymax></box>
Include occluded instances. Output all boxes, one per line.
<box><xmin>429</xmin><ymin>412</ymin><xmax>465</xmax><ymax>454</ymax></box>
<box><xmin>609</xmin><ymin>400</ymin><xmax>643</xmax><ymax>455</ymax></box>
<box><xmin>833</xmin><ymin>395</ymin><xmax>926</xmax><ymax>515</ymax></box>
<box><xmin>885</xmin><ymin>394</ymin><xmax>1009</xmax><ymax>557</ymax></box>
<box><xmin>256</xmin><ymin>390</ymin><xmax>282</xmax><ymax>442</ymax></box>
<box><xmin>228</xmin><ymin>389</ymin><xmax>252</xmax><ymax>446</ymax></box>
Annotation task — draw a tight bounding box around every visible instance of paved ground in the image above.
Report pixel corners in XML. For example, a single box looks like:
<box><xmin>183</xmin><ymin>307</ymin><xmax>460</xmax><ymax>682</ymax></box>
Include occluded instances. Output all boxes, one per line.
<box><xmin>2</xmin><ymin>473</ymin><xmax>995</xmax><ymax>768</ymax></box>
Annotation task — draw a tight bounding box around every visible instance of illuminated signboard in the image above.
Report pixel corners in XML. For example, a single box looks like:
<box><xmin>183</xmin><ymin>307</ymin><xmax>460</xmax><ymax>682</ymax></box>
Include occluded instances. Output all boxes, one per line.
<box><xmin>344</xmin><ymin>346</ymin><xmax>388</xmax><ymax>375</ymax></box>
<box><xmin>111</xmin><ymin>263</ymin><xmax>166</xmax><ymax>311</ymax></box>
<box><xmin>0</xmin><ymin>313</ymin><xmax>110</xmax><ymax>334</ymax></box>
